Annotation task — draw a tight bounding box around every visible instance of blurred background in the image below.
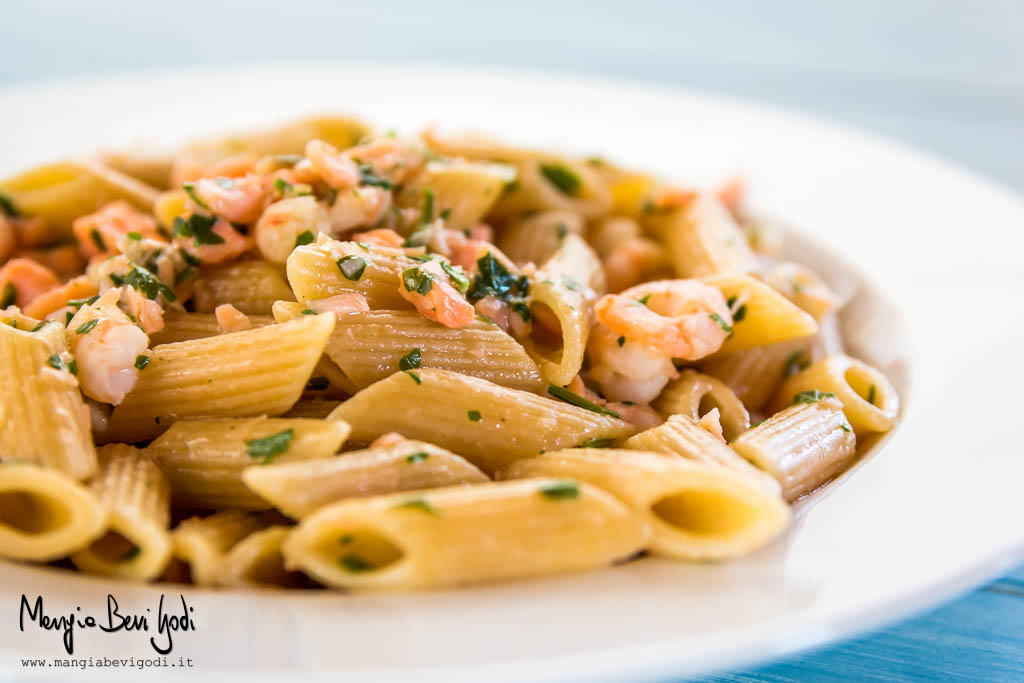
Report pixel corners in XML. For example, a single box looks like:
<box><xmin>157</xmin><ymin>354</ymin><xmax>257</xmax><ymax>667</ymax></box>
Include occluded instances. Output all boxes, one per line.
<box><xmin>2</xmin><ymin>0</ymin><xmax>1022</xmax><ymax>190</ymax></box>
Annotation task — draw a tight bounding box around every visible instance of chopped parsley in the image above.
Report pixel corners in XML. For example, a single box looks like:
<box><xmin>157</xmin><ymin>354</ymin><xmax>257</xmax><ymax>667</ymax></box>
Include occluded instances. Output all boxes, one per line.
<box><xmin>732</xmin><ymin>304</ymin><xmax>747</xmax><ymax>323</ymax></box>
<box><xmin>440</xmin><ymin>261</ymin><xmax>470</xmax><ymax>295</ymax></box>
<box><xmin>121</xmin><ymin>267</ymin><xmax>176</xmax><ymax>302</ymax></box>
<box><xmin>420</xmin><ymin>187</ymin><xmax>434</xmax><ymax>224</ymax></box>
<box><xmin>840</xmin><ymin>423</ymin><xmax>852</xmax><ymax>433</ymax></box>
<box><xmin>294</xmin><ymin>230</ymin><xmax>315</xmax><ymax>248</ymax></box>
<box><xmin>89</xmin><ymin>228</ymin><xmax>106</xmax><ymax>252</ymax></box>
<box><xmin>562</xmin><ymin>275</ymin><xmax>580</xmax><ymax>291</ymax></box>
<box><xmin>359</xmin><ymin>164</ymin><xmax>392</xmax><ymax>189</ymax></box>
<box><xmin>75</xmin><ymin>319</ymin><xmax>100</xmax><ymax>335</ymax></box>
<box><xmin>578</xmin><ymin>437</ymin><xmax>614</xmax><ymax>448</ymax></box>
<box><xmin>405</xmin><ymin>370</ymin><xmax>422</xmax><ymax>385</ymax></box>
<box><xmin>245</xmin><ymin>428</ymin><xmax>295</xmax><ymax>464</ymax></box>
<box><xmin>547</xmin><ymin>384</ymin><xmax>620</xmax><ymax>418</ymax></box>
<box><xmin>173</xmin><ymin>213</ymin><xmax>224</xmax><ymax>246</ymax></box>
<box><xmin>467</xmin><ymin>252</ymin><xmax>525</xmax><ymax>303</ymax></box>
<box><xmin>709</xmin><ymin>313</ymin><xmax>732</xmax><ymax>334</ymax></box>
<box><xmin>406</xmin><ymin>452</ymin><xmax>429</xmax><ymax>464</ymax></box>
<box><xmin>174</xmin><ymin>266</ymin><xmax>197</xmax><ymax>285</ymax></box>
<box><xmin>134</xmin><ymin>355</ymin><xmax>150</xmax><ymax>370</ymax></box>
<box><xmin>637</xmin><ymin>294</ymin><xmax>651</xmax><ymax>305</ymax></box>
<box><xmin>31</xmin><ymin>321</ymin><xmax>52</xmax><ymax>332</ymax></box>
<box><xmin>401</xmin><ymin>267</ymin><xmax>433</xmax><ymax>295</ymax></box>
<box><xmin>181</xmin><ymin>182</ymin><xmax>210</xmax><ymax>210</ymax></box>
<box><xmin>67</xmin><ymin>295</ymin><xmax>99</xmax><ymax>308</ymax></box>
<box><xmin>393</xmin><ymin>497</ymin><xmax>438</xmax><ymax>516</ymax></box>
<box><xmin>791</xmin><ymin>390</ymin><xmax>836</xmax><ymax>405</ymax></box>
<box><xmin>46</xmin><ymin>353</ymin><xmax>66</xmax><ymax>371</ymax></box>
<box><xmin>616</xmin><ymin>336</ymin><xmax>626</xmax><ymax>347</ymax></box>
<box><xmin>273</xmin><ymin>177</ymin><xmax>312</xmax><ymax>197</ymax></box>
<box><xmin>784</xmin><ymin>350</ymin><xmax>809</xmax><ymax>376</ymax></box>
<box><xmin>510</xmin><ymin>301</ymin><xmax>532</xmax><ymax>322</ymax></box>
<box><xmin>305</xmin><ymin>376</ymin><xmax>330</xmax><ymax>391</ymax></box>
<box><xmin>539</xmin><ymin>163</ymin><xmax>581</xmax><ymax>196</ymax></box>
<box><xmin>0</xmin><ymin>282</ymin><xmax>16</xmax><ymax>308</ymax></box>
<box><xmin>67</xmin><ymin>359</ymin><xmax>77</xmax><ymax>376</ymax></box>
<box><xmin>556</xmin><ymin>223</ymin><xmax>569</xmax><ymax>240</ymax></box>
<box><xmin>337</xmin><ymin>255</ymin><xmax>367</xmax><ymax>281</ymax></box>
<box><xmin>0</xmin><ymin>192</ymin><xmax>18</xmax><ymax>217</ymax></box>
<box><xmin>126</xmin><ymin>231</ymin><xmax>142</xmax><ymax>241</ymax></box>
<box><xmin>439</xmin><ymin>208</ymin><xmax>452</xmax><ymax>220</ymax></box>
<box><xmin>538</xmin><ymin>481</ymin><xmax>580</xmax><ymax>500</ymax></box>
<box><xmin>399</xmin><ymin>348</ymin><xmax>422</xmax><ymax>371</ymax></box>
<box><xmin>339</xmin><ymin>554</ymin><xmax>373</xmax><ymax>573</ymax></box>
<box><xmin>467</xmin><ymin>410</ymin><xmax>482</xmax><ymax>422</ymax></box>
<box><xmin>301</xmin><ymin>308</ymin><xmax>316</xmax><ymax>315</ymax></box>
<box><xmin>867</xmin><ymin>384</ymin><xmax>877</xmax><ymax>405</ymax></box>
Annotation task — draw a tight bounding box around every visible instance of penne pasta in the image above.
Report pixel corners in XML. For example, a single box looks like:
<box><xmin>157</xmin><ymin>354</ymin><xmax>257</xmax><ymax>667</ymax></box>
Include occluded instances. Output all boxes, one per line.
<box><xmin>702</xmin><ymin>272</ymin><xmax>819</xmax><ymax>354</ymax></box>
<box><xmin>397</xmin><ymin>159</ymin><xmax>516</xmax><ymax>229</ymax></box>
<box><xmin>147</xmin><ymin>417</ymin><xmax>351</xmax><ymax>510</ymax></box>
<box><xmin>150</xmin><ymin>311</ymin><xmax>273</xmax><ymax>345</ymax></box>
<box><xmin>194</xmin><ymin>260</ymin><xmax>295</xmax><ymax>315</ymax></box>
<box><xmin>699</xmin><ymin>336</ymin><xmax>819</xmax><ymax>412</ymax></box>
<box><xmin>281</xmin><ymin>478</ymin><xmax>649</xmax><ymax>589</ymax></box>
<box><xmin>732</xmin><ymin>393</ymin><xmax>857</xmax><ymax>501</ymax></box>
<box><xmin>652</xmin><ymin>369</ymin><xmax>750</xmax><ymax>442</ymax></box>
<box><xmin>70</xmin><ymin>444</ymin><xmax>172</xmax><ymax>580</ymax></box>
<box><xmin>242</xmin><ymin>439</ymin><xmax>489</xmax><ymax>518</ymax></box>
<box><xmin>168</xmin><ymin>511</ymin><xmax>277</xmax><ymax>587</ymax></box>
<box><xmin>490</xmin><ymin>157</ymin><xmax>613</xmax><ymax>219</ymax></box>
<box><xmin>106</xmin><ymin>314</ymin><xmax>335</xmax><ymax>443</ymax></box>
<box><xmin>0</xmin><ymin>462</ymin><xmax>107</xmax><ymax>561</ymax></box>
<box><xmin>501</xmin><ymin>449</ymin><xmax>790</xmax><ymax>561</ymax></box>
<box><xmin>497</xmin><ymin>210</ymin><xmax>585</xmax><ymax>267</ymax></box>
<box><xmin>218</xmin><ymin>526</ymin><xmax>308</xmax><ymax>588</ymax></box>
<box><xmin>770</xmin><ymin>354</ymin><xmax>899</xmax><ymax>435</ymax></box>
<box><xmin>287</xmin><ymin>239</ymin><xmax>413</xmax><ymax>309</ymax></box>
<box><xmin>329</xmin><ymin>369</ymin><xmax>636</xmax><ymax>474</ymax></box>
<box><xmin>646</xmin><ymin>194</ymin><xmax>756</xmax><ymax>278</ymax></box>
<box><xmin>0</xmin><ymin>319</ymin><xmax>97</xmax><ymax>479</ymax></box>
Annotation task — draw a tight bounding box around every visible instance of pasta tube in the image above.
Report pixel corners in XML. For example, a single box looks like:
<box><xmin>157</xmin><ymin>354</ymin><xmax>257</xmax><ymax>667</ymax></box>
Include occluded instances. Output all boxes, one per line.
<box><xmin>490</xmin><ymin>157</ymin><xmax>613</xmax><ymax>219</ymax></box>
<box><xmin>287</xmin><ymin>239</ymin><xmax>413</xmax><ymax>309</ymax></box>
<box><xmin>501</xmin><ymin>449</ymin><xmax>790</xmax><ymax>561</ymax></box>
<box><xmin>699</xmin><ymin>337</ymin><xmax>818</xmax><ymax>411</ymax></box>
<box><xmin>107</xmin><ymin>313</ymin><xmax>335</xmax><ymax>443</ymax></box>
<box><xmin>0</xmin><ymin>462</ymin><xmax>107</xmax><ymax>561</ymax></box>
<box><xmin>770</xmin><ymin>354</ymin><xmax>898</xmax><ymax>435</ymax></box>
<box><xmin>70</xmin><ymin>445</ymin><xmax>172</xmax><ymax>580</ymax></box>
<box><xmin>218</xmin><ymin>526</ymin><xmax>308</xmax><ymax>588</ymax></box>
<box><xmin>195</xmin><ymin>260</ymin><xmax>295</xmax><ymax>315</ymax></box>
<box><xmin>647</xmin><ymin>194</ymin><xmax>755</xmax><ymax>278</ymax></box>
<box><xmin>497</xmin><ymin>210</ymin><xmax>585</xmax><ymax>267</ymax></box>
<box><xmin>732</xmin><ymin>394</ymin><xmax>857</xmax><ymax>500</ymax></box>
<box><xmin>150</xmin><ymin>311</ymin><xmax>272</xmax><ymax>345</ymax></box>
<box><xmin>652</xmin><ymin>369</ymin><xmax>750</xmax><ymax>442</ymax></box>
<box><xmin>242</xmin><ymin>439</ymin><xmax>489</xmax><ymax>518</ymax></box>
<box><xmin>169</xmin><ymin>511</ymin><xmax>276</xmax><ymax>586</ymax></box>
<box><xmin>397</xmin><ymin>159</ymin><xmax>516</xmax><ymax>229</ymax></box>
<box><xmin>329</xmin><ymin>369</ymin><xmax>636</xmax><ymax>474</ymax></box>
<box><xmin>281</xmin><ymin>478</ymin><xmax>649</xmax><ymax>589</ymax></box>
<box><xmin>703</xmin><ymin>273</ymin><xmax>818</xmax><ymax>354</ymax></box>
<box><xmin>147</xmin><ymin>417</ymin><xmax>351</xmax><ymax>509</ymax></box>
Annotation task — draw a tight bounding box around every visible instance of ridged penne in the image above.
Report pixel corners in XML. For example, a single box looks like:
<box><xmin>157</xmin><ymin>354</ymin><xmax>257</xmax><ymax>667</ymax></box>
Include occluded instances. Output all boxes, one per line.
<box><xmin>646</xmin><ymin>194</ymin><xmax>755</xmax><ymax>278</ymax></box>
<box><xmin>106</xmin><ymin>314</ymin><xmax>335</xmax><ymax>443</ymax></box>
<box><xmin>763</xmin><ymin>261</ymin><xmax>842</xmax><ymax>321</ymax></box>
<box><xmin>699</xmin><ymin>336</ymin><xmax>819</xmax><ymax>411</ymax></box>
<box><xmin>149</xmin><ymin>311</ymin><xmax>273</xmax><ymax>345</ymax></box>
<box><xmin>703</xmin><ymin>273</ymin><xmax>818</xmax><ymax>354</ymax></box>
<box><xmin>287</xmin><ymin>239</ymin><xmax>413</xmax><ymax>309</ymax></box>
<box><xmin>0</xmin><ymin>159</ymin><xmax>159</xmax><ymax>235</ymax></box>
<box><xmin>0</xmin><ymin>463</ymin><xmax>107</xmax><ymax>561</ymax></box>
<box><xmin>147</xmin><ymin>417</ymin><xmax>351</xmax><ymax>509</ymax></box>
<box><xmin>490</xmin><ymin>158</ymin><xmax>613</xmax><ymax>219</ymax></box>
<box><xmin>0</xmin><ymin>320</ymin><xmax>97</xmax><ymax>479</ymax></box>
<box><xmin>397</xmin><ymin>159</ymin><xmax>515</xmax><ymax>229</ymax></box>
<box><xmin>652</xmin><ymin>369</ymin><xmax>750</xmax><ymax>441</ymax></box>
<box><xmin>329</xmin><ymin>369</ymin><xmax>636</xmax><ymax>474</ymax></box>
<box><xmin>770</xmin><ymin>354</ymin><xmax>899</xmax><ymax>435</ymax></box>
<box><xmin>218</xmin><ymin>526</ymin><xmax>307</xmax><ymax>588</ymax></box>
<box><xmin>281</xmin><ymin>478</ymin><xmax>649</xmax><ymax>589</ymax></box>
<box><xmin>624</xmin><ymin>414</ymin><xmax>776</xmax><ymax>491</ymax></box>
<box><xmin>195</xmin><ymin>260</ymin><xmax>295</xmax><ymax>315</ymax></box>
<box><xmin>70</xmin><ymin>445</ymin><xmax>172</xmax><ymax>580</ymax></box>
<box><xmin>497</xmin><ymin>210</ymin><xmax>585</xmax><ymax>267</ymax></box>
<box><xmin>731</xmin><ymin>394</ymin><xmax>856</xmax><ymax>501</ymax></box>
<box><xmin>169</xmin><ymin>511</ymin><xmax>276</xmax><ymax>586</ymax></box>
<box><xmin>501</xmin><ymin>449</ymin><xmax>790</xmax><ymax>561</ymax></box>
<box><xmin>242</xmin><ymin>439</ymin><xmax>489</xmax><ymax>518</ymax></box>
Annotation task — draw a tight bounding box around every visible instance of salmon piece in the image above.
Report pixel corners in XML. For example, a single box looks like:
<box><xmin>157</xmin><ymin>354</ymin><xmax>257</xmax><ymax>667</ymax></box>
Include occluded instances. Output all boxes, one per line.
<box><xmin>0</xmin><ymin>258</ymin><xmax>60</xmax><ymax>308</ymax></box>
<box><xmin>23</xmin><ymin>275</ymin><xmax>97</xmax><ymax>319</ymax></box>
<box><xmin>72</xmin><ymin>201</ymin><xmax>164</xmax><ymax>258</ymax></box>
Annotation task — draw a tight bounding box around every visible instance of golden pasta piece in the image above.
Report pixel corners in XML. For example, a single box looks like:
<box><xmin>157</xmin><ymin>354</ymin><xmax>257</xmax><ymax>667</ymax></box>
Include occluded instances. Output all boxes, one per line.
<box><xmin>218</xmin><ymin>526</ymin><xmax>308</xmax><ymax>588</ymax></box>
<box><xmin>732</xmin><ymin>394</ymin><xmax>857</xmax><ymax>500</ymax></box>
<box><xmin>763</xmin><ymin>261</ymin><xmax>841</xmax><ymax>321</ymax></box>
<box><xmin>107</xmin><ymin>313</ymin><xmax>335</xmax><ymax>443</ymax></box>
<box><xmin>147</xmin><ymin>417</ymin><xmax>351</xmax><ymax>509</ymax></box>
<box><xmin>195</xmin><ymin>260</ymin><xmax>295</xmax><ymax>315</ymax></box>
<box><xmin>646</xmin><ymin>194</ymin><xmax>756</xmax><ymax>278</ymax></box>
<box><xmin>652</xmin><ymin>369</ymin><xmax>750</xmax><ymax>442</ymax></box>
<box><xmin>287</xmin><ymin>239</ymin><xmax>413</xmax><ymax>309</ymax></box>
<box><xmin>398</xmin><ymin>159</ymin><xmax>516</xmax><ymax>229</ymax></box>
<box><xmin>149</xmin><ymin>311</ymin><xmax>273</xmax><ymax>345</ymax></box>
<box><xmin>152</xmin><ymin>189</ymin><xmax>188</xmax><ymax>231</ymax></box>
<box><xmin>624</xmin><ymin>415</ymin><xmax>777</xmax><ymax>492</ymax></box>
<box><xmin>770</xmin><ymin>354</ymin><xmax>899</xmax><ymax>435</ymax></box>
<box><xmin>700</xmin><ymin>337</ymin><xmax>818</xmax><ymax>411</ymax></box>
<box><xmin>329</xmin><ymin>369</ymin><xmax>636</xmax><ymax>474</ymax></box>
<box><xmin>0</xmin><ymin>320</ymin><xmax>97</xmax><ymax>479</ymax></box>
<box><xmin>281</xmin><ymin>478</ymin><xmax>649</xmax><ymax>589</ymax></box>
<box><xmin>0</xmin><ymin>463</ymin><xmax>107</xmax><ymax>561</ymax></box>
<box><xmin>702</xmin><ymin>272</ymin><xmax>819</xmax><ymax>354</ymax></box>
<box><xmin>490</xmin><ymin>158</ymin><xmax>613</xmax><ymax>219</ymax></box>
<box><xmin>501</xmin><ymin>449</ymin><xmax>790</xmax><ymax>561</ymax></box>
<box><xmin>243</xmin><ymin>439</ymin><xmax>489</xmax><ymax>518</ymax></box>
<box><xmin>169</xmin><ymin>511</ymin><xmax>277</xmax><ymax>586</ymax></box>
<box><xmin>497</xmin><ymin>210</ymin><xmax>585</xmax><ymax>267</ymax></box>
<box><xmin>70</xmin><ymin>445</ymin><xmax>172</xmax><ymax>580</ymax></box>
<box><xmin>0</xmin><ymin>159</ymin><xmax>159</xmax><ymax>236</ymax></box>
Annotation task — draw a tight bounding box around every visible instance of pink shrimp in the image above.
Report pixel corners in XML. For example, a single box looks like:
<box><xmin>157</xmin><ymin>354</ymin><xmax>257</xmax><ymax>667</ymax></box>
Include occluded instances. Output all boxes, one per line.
<box><xmin>0</xmin><ymin>258</ymin><xmax>59</xmax><ymax>308</ymax></box>
<box><xmin>175</xmin><ymin>217</ymin><xmax>251</xmax><ymax>265</ymax></box>
<box><xmin>344</xmin><ymin>138</ymin><xmax>424</xmax><ymax>185</ymax></box>
<box><xmin>398</xmin><ymin>259</ymin><xmax>475</xmax><ymax>329</ymax></box>
<box><xmin>72</xmin><ymin>200</ymin><xmax>164</xmax><ymax>258</ymax></box>
<box><xmin>370</xmin><ymin>432</ymin><xmax>407</xmax><ymax>449</ymax></box>
<box><xmin>305</xmin><ymin>139</ymin><xmax>361</xmax><ymax>189</ymax></box>
<box><xmin>329</xmin><ymin>186</ymin><xmax>390</xmax><ymax>232</ymax></box>
<box><xmin>215</xmin><ymin>303</ymin><xmax>251</xmax><ymax>333</ymax></box>
<box><xmin>594</xmin><ymin>279</ymin><xmax>731</xmax><ymax>360</ymax></box>
<box><xmin>23</xmin><ymin>275</ymin><xmax>97</xmax><ymax>320</ymax></box>
<box><xmin>587</xmin><ymin>325</ymin><xmax>679</xmax><ymax>404</ymax></box>
<box><xmin>14</xmin><ymin>245</ymin><xmax>86</xmax><ymax>279</ymax></box>
<box><xmin>203</xmin><ymin>154</ymin><xmax>258</xmax><ymax>179</ymax></box>
<box><xmin>697</xmin><ymin>407</ymin><xmax>726</xmax><ymax>442</ymax></box>
<box><xmin>186</xmin><ymin>174</ymin><xmax>265</xmax><ymax>224</ymax></box>
<box><xmin>602</xmin><ymin>237</ymin><xmax>668</xmax><ymax>293</ymax></box>
<box><xmin>8</xmin><ymin>215</ymin><xmax>53</xmax><ymax>248</ymax></box>
<box><xmin>306</xmin><ymin>293</ymin><xmax>370</xmax><ymax>318</ymax></box>
<box><xmin>350</xmin><ymin>228</ymin><xmax>405</xmax><ymax>249</ymax></box>
<box><xmin>563</xmin><ymin>375</ymin><xmax>663</xmax><ymax>430</ymax></box>
<box><xmin>67</xmin><ymin>288</ymin><xmax>150</xmax><ymax>405</ymax></box>
<box><xmin>120</xmin><ymin>285</ymin><xmax>165</xmax><ymax>334</ymax></box>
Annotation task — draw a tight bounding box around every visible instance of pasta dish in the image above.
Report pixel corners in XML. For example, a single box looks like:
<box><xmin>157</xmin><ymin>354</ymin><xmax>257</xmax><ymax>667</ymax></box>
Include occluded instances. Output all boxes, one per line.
<box><xmin>0</xmin><ymin>116</ymin><xmax>898</xmax><ymax>589</ymax></box>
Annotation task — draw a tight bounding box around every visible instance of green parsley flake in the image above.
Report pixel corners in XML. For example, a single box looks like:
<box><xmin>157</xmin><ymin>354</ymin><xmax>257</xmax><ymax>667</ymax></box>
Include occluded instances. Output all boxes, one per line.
<box><xmin>0</xmin><ymin>192</ymin><xmax>18</xmax><ymax>217</ymax></box>
<box><xmin>578</xmin><ymin>437</ymin><xmax>614</xmax><ymax>448</ymax></box>
<box><xmin>420</xmin><ymin>187</ymin><xmax>434</xmax><ymax>223</ymax></box>
<box><xmin>31</xmin><ymin>321</ymin><xmax>51</xmax><ymax>332</ymax></box>
<box><xmin>547</xmin><ymin>384</ymin><xmax>620</xmax><ymax>418</ymax></box>
<box><xmin>792</xmin><ymin>390</ymin><xmax>836</xmax><ymax>405</ymax></box>
<box><xmin>359</xmin><ymin>165</ymin><xmax>392</xmax><ymax>189</ymax></box>
<box><xmin>305</xmin><ymin>376</ymin><xmax>330</xmax><ymax>391</ymax></box>
<box><xmin>616</xmin><ymin>336</ymin><xmax>626</xmax><ymax>348</ymax></box>
<box><xmin>89</xmin><ymin>228</ymin><xmax>106</xmax><ymax>252</ymax></box>
<box><xmin>126</xmin><ymin>231</ymin><xmax>142</xmax><ymax>241</ymax></box>
<box><xmin>181</xmin><ymin>182</ymin><xmax>210</xmax><ymax>210</ymax></box>
<box><xmin>440</xmin><ymin>261</ymin><xmax>470</xmax><ymax>294</ymax></box>
<box><xmin>123</xmin><ymin>267</ymin><xmax>176</xmax><ymax>302</ymax></box>
<box><xmin>245</xmin><ymin>429</ymin><xmax>295</xmax><ymax>465</ymax></box>
<box><xmin>75</xmin><ymin>319</ymin><xmax>100</xmax><ymax>335</ymax></box>
<box><xmin>294</xmin><ymin>230</ymin><xmax>315</xmax><ymax>248</ymax></box>
<box><xmin>538</xmin><ymin>481</ymin><xmax>580</xmax><ymax>500</ymax></box>
<box><xmin>393</xmin><ymin>498</ymin><xmax>438</xmax><ymax>516</ymax></box>
<box><xmin>339</xmin><ymin>554</ymin><xmax>374</xmax><ymax>573</ymax></box>
<box><xmin>867</xmin><ymin>384</ymin><xmax>877</xmax><ymax>405</ymax></box>
<box><xmin>405</xmin><ymin>370</ymin><xmax>422</xmax><ymax>385</ymax></box>
<box><xmin>467</xmin><ymin>252</ymin><xmax>523</xmax><ymax>303</ymax></box>
<box><xmin>173</xmin><ymin>213</ymin><xmax>224</xmax><ymax>246</ymax></box>
<box><xmin>556</xmin><ymin>223</ymin><xmax>569</xmax><ymax>240</ymax></box>
<box><xmin>0</xmin><ymin>282</ymin><xmax>16</xmax><ymax>308</ymax></box>
<box><xmin>510</xmin><ymin>301</ymin><xmax>532</xmax><ymax>322</ymax></box>
<box><xmin>134</xmin><ymin>355</ymin><xmax>150</xmax><ymax>370</ymax></box>
<box><xmin>637</xmin><ymin>294</ymin><xmax>651</xmax><ymax>305</ymax></box>
<box><xmin>406</xmin><ymin>452</ymin><xmax>429</xmax><ymax>464</ymax></box>
<box><xmin>709</xmin><ymin>313</ymin><xmax>732</xmax><ymax>334</ymax></box>
<box><xmin>302</xmin><ymin>308</ymin><xmax>316</xmax><ymax>315</ymax></box>
<box><xmin>67</xmin><ymin>360</ymin><xmax>78</xmax><ymax>376</ymax></box>
<box><xmin>401</xmin><ymin>267</ymin><xmax>433</xmax><ymax>295</ymax></box>
<box><xmin>337</xmin><ymin>255</ymin><xmax>367</xmax><ymax>281</ymax></box>
<box><xmin>399</xmin><ymin>348</ymin><xmax>422</xmax><ymax>371</ymax></box>
<box><xmin>784</xmin><ymin>350</ymin><xmax>809</xmax><ymax>376</ymax></box>
<box><xmin>840</xmin><ymin>423</ymin><xmax>852</xmax><ymax>432</ymax></box>
<box><xmin>539</xmin><ymin>163</ymin><xmax>581</xmax><ymax>196</ymax></box>
<box><xmin>732</xmin><ymin>304</ymin><xmax>748</xmax><ymax>323</ymax></box>
<box><xmin>174</xmin><ymin>266</ymin><xmax>197</xmax><ymax>285</ymax></box>
<box><xmin>46</xmin><ymin>353</ymin><xmax>65</xmax><ymax>371</ymax></box>
<box><xmin>468</xmin><ymin>410</ymin><xmax>482</xmax><ymax>422</ymax></box>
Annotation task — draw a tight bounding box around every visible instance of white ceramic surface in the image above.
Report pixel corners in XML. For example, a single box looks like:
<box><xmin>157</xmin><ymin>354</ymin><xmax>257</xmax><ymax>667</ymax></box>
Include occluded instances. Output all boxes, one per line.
<box><xmin>1</xmin><ymin>63</ymin><xmax>1023</xmax><ymax>682</ymax></box>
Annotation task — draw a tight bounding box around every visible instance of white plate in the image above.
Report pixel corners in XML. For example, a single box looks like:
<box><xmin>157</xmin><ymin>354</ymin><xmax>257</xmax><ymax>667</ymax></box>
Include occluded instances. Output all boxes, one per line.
<box><xmin>1</xmin><ymin>63</ymin><xmax>1023</xmax><ymax>682</ymax></box>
